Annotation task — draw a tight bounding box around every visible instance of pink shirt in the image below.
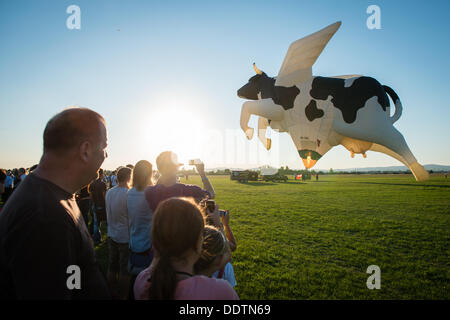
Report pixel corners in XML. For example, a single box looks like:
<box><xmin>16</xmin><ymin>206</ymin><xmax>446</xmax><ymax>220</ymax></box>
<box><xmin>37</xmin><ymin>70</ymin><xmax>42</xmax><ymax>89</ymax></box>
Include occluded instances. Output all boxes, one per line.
<box><xmin>134</xmin><ymin>266</ymin><xmax>239</xmax><ymax>300</ymax></box>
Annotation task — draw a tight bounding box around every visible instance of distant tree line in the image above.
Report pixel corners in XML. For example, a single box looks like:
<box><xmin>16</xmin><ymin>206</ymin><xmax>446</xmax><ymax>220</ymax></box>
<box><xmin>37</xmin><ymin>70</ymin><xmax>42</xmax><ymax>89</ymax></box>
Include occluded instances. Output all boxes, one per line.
<box><xmin>104</xmin><ymin>167</ymin><xmax>445</xmax><ymax>177</ymax></box>
<box><xmin>201</xmin><ymin>167</ymin><xmax>448</xmax><ymax>176</ymax></box>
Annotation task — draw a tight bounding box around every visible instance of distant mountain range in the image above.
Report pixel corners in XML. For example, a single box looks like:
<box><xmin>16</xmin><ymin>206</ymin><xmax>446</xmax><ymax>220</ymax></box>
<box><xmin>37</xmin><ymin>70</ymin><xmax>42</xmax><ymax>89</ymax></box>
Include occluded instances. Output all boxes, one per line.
<box><xmin>333</xmin><ymin>164</ymin><xmax>450</xmax><ymax>172</ymax></box>
<box><xmin>206</xmin><ymin>164</ymin><xmax>450</xmax><ymax>172</ymax></box>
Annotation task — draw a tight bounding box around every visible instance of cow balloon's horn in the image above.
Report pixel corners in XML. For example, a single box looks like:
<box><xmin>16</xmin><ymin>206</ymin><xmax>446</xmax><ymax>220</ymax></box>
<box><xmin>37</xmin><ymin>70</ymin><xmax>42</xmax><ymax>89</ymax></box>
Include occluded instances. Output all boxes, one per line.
<box><xmin>253</xmin><ymin>63</ymin><xmax>263</xmax><ymax>75</ymax></box>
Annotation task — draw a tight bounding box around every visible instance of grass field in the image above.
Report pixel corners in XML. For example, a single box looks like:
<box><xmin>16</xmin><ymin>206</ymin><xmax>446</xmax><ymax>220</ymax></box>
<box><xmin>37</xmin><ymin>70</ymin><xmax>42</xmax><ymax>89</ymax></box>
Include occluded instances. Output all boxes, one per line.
<box><xmin>95</xmin><ymin>174</ymin><xmax>450</xmax><ymax>300</ymax></box>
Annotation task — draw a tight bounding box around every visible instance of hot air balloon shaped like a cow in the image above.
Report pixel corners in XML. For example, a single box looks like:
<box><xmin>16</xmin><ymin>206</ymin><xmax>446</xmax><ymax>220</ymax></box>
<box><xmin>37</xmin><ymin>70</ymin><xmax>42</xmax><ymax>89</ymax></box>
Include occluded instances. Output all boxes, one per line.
<box><xmin>237</xmin><ymin>21</ymin><xmax>429</xmax><ymax>181</ymax></box>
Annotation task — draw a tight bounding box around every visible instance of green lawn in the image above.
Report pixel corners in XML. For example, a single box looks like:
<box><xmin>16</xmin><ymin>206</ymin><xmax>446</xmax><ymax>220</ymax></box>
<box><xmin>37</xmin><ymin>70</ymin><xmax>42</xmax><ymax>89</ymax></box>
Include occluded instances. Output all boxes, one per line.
<box><xmin>95</xmin><ymin>174</ymin><xmax>450</xmax><ymax>299</ymax></box>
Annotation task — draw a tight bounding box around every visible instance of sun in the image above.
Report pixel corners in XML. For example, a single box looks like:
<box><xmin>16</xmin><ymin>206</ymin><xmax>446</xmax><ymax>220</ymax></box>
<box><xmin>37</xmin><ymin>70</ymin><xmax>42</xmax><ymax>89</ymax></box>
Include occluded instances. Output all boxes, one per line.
<box><xmin>144</xmin><ymin>104</ymin><xmax>207</xmax><ymax>163</ymax></box>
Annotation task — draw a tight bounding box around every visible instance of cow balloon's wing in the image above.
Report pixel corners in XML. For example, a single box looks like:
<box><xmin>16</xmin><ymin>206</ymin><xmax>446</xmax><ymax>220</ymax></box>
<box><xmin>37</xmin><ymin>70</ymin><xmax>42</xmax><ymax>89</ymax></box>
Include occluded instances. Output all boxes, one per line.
<box><xmin>275</xmin><ymin>21</ymin><xmax>342</xmax><ymax>87</ymax></box>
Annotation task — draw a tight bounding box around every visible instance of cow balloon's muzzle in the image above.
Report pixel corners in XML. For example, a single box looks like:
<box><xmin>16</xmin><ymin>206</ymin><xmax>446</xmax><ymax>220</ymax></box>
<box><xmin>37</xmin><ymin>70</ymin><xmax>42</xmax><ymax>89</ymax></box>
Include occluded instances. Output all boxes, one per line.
<box><xmin>237</xmin><ymin>89</ymin><xmax>246</xmax><ymax>99</ymax></box>
<box><xmin>298</xmin><ymin>150</ymin><xmax>322</xmax><ymax>169</ymax></box>
<box><xmin>237</xmin><ymin>86</ymin><xmax>258</xmax><ymax>100</ymax></box>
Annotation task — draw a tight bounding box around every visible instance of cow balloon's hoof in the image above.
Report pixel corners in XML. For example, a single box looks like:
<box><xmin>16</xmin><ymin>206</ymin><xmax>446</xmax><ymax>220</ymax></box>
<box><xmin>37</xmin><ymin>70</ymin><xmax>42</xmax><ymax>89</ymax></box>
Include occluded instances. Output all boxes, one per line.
<box><xmin>266</xmin><ymin>138</ymin><xmax>272</xmax><ymax>150</ymax></box>
<box><xmin>410</xmin><ymin>162</ymin><xmax>429</xmax><ymax>181</ymax></box>
<box><xmin>245</xmin><ymin>128</ymin><xmax>254</xmax><ymax>140</ymax></box>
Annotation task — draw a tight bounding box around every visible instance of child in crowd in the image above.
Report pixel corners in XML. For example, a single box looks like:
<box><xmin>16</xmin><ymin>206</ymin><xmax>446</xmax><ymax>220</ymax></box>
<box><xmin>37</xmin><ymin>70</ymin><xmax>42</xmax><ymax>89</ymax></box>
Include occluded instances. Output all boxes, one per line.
<box><xmin>133</xmin><ymin>197</ymin><xmax>238</xmax><ymax>300</ymax></box>
<box><xmin>194</xmin><ymin>225</ymin><xmax>233</xmax><ymax>282</ymax></box>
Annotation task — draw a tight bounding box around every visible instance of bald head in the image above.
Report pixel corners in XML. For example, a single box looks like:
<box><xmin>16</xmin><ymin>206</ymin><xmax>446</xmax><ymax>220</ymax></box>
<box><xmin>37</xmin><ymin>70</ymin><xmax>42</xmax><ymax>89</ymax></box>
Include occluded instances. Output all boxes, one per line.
<box><xmin>43</xmin><ymin>107</ymin><xmax>105</xmax><ymax>153</ymax></box>
<box><xmin>36</xmin><ymin>107</ymin><xmax>108</xmax><ymax>193</ymax></box>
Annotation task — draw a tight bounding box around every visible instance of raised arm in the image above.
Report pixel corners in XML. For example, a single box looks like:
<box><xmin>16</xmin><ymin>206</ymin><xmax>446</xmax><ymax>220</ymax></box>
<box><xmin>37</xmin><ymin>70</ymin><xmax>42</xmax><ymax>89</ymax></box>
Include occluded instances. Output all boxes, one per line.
<box><xmin>195</xmin><ymin>163</ymin><xmax>215</xmax><ymax>199</ymax></box>
<box><xmin>221</xmin><ymin>211</ymin><xmax>237</xmax><ymax>252</ymax></box>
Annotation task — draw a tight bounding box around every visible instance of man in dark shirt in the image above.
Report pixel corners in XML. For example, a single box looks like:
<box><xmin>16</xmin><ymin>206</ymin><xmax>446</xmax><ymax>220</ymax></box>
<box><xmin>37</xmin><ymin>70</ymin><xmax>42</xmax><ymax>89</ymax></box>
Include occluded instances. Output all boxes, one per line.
<box><xmin>0</xmin><ymin>169</ymin><xmax>6</xmax><ymax>195</ymax></box>
<box><xmin>145</xmin><ymin>151</ymin><xmax>215</xmax><ymax>211</ymax></box>
<box><xmin>0</xmin><ymin>107</ymin><xmax>111</xmax><ymax>299</ymax></box>
<box><xmin>76</xmin><ymin>185</ymin><xmax>91</xmax><ymax>230</ymax></box>
<box><xmin>89</xmin><ymin>169</ymin><xmax>107</xmax><ymax>245</ymax></box>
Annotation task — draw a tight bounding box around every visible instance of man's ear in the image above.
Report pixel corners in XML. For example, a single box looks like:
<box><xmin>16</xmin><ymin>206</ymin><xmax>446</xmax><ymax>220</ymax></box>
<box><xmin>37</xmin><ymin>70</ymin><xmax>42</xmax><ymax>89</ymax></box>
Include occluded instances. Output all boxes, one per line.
<box><xmin>79</xmin><ymin>141</ymin><xmax>92</xmax><ymax>163</ymax></box>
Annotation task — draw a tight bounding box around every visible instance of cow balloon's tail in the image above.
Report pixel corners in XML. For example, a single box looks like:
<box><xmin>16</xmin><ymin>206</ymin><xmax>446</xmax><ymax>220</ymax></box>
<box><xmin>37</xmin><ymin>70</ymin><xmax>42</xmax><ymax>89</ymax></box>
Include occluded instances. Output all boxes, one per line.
<box><xmin>383</xmin><ymin>85</ymin><xmax>403</xmax><ymax>124</ymax></box>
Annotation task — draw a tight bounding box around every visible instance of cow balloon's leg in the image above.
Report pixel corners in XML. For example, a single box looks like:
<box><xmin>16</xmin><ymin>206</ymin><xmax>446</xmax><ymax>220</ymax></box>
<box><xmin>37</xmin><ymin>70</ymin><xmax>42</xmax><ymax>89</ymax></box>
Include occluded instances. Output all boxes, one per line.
<box><xmin>349</xmin><ymin>127</ymin><xmax>429</xmax><ymax>181</ymax></box>
<box><xmin>409</xmin><ymin>162</ymin><xmax>430</xmax><ymax>181</ymax></box>
<box><xmin>240</xmin><ymin>99</ymin><xmax>284</xmax><ymax>140</ymax></box>
<box><xmin>369</xmin><ymin>143</ymin><xmax>410</xmax><ymax>167</ymax></box>
<box><xmin>334</xmin><ymin>100</ymin><xmax>429</xmax><ymax>181</ymax></box>
<box><xmin>371</xmin><ymin>128</ymin><xmax>428</xmax><ymax>181</ymax></box>
<box><xmin>258</xmin><ymin>117</ymin><xmax>271</xmax><ymax>150</ymax></box>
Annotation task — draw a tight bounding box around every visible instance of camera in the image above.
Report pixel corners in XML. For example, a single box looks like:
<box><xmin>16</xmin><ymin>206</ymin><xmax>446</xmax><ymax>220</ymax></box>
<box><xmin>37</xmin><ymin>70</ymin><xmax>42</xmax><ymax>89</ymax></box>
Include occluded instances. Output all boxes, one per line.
<box><xmin>200</xmin><ymin>199</ymin><xmax>228</xmax><ymax>217</ymax></box>
<box><xmin>189</xmin><ymin>159</ymin><xmax>202</xmax><ymax>165</ymax></box>
<box><xmin>206</xmin><ymin>199</ymin><xmax>216</xmax><ymax>212</ymax></box>
<box><xmin>218</xmin><ymin>209</ymin><xmax>228</xmax><ymax>217</ymax></box>
<box><xmin>199</xmin><ymin>199</ymin><xmax>216</xmax><ymax>213</ymax></box>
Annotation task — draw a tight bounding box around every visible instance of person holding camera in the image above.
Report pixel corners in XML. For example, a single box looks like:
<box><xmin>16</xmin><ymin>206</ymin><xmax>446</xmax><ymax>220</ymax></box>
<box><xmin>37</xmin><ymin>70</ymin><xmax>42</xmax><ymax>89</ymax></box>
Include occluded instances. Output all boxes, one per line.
<box><xmin>144</xmin><ymin>151</ymin><xmax>215</xmax><ymax>211</ymax></box>
<box><xmin>203</xmin><ymin>200</ymin><xmax>237</xmax><ymax>287</ymax></box>
<box><xmin>194</xmin><ymin>225</ymin><xmax>231</xmax><ymax>278</ymax></box>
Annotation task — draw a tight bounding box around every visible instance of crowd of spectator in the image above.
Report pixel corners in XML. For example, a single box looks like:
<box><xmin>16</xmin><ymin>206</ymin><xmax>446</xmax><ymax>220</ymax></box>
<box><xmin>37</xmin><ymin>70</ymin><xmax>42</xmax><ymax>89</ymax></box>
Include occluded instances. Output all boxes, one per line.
<box><xmin>0</xmin><ymin>107</ymin><xmax>238</xmax><ymax>300</ymax></box>
<box><xmin>0</xmin><ymin>167</ymin><xmax>31</xmax><ymax>208</ymax></box>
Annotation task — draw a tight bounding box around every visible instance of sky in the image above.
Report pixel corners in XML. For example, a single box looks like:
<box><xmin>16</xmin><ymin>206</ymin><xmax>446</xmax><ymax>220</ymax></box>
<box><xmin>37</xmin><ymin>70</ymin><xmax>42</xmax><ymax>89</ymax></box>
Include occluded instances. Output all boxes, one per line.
<box><xmin>1</xmin><ymin>0</ymin><xmax>449</xmax><ymax>171</ymax></box>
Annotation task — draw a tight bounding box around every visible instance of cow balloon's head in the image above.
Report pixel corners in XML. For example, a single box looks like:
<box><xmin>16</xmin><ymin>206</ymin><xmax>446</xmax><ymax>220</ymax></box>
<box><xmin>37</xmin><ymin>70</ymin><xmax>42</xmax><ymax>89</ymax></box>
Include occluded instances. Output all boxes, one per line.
<box><xmin>237</xmin><ymin>63</ymin><xmax>276</xmax><ymax>100</ymax></box>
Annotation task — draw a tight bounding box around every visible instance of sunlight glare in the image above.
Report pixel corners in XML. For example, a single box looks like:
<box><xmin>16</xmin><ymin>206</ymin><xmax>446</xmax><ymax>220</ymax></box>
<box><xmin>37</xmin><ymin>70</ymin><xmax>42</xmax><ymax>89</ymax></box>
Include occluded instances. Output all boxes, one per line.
<box><xmin>143</xmin><ymin>102</ymin><xmax>206</xmax><ymax>164</ymax></box>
